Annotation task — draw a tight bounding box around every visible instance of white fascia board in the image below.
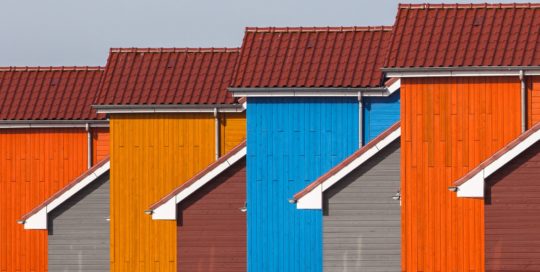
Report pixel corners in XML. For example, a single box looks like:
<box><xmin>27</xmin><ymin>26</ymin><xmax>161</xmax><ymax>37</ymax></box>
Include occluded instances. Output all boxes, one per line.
<box><xmin>23</xmin><ymin>161</ymin><xmax>110</xmax><ymax>229</ymax></box>
<box><xmin>151</xmin><ymin>146</ymin><xmax>247</xmax><ymax>220</ymax></box>
<box><xmin>457</xmin><ymin>129</ymin><xmax>540</xmax><ymax>198</ymax></box>
<box><xmin>296</xmin><ymin>184</ymin><xmax>323</xmax><ymax>209</ymax></box>
<box><xmin>297</xmin><ymin>129</ymin><xmax>400</xmax><ymax>210</ymax></box>
<box><xmin>96</xmin><ymin>107</ymin><xmax>244</xmax><ymax>114</ymax></box>
<box><xmin>386</xmin><ymin>79</ymin><xmax>401</xmax><ymax>95</ymax></box>
<box><xmin>387</xmin><ymin>70</ymin><xmax>540</xmax><ymax>78</ymax></box>
<box><xmin>457</xmin><ymin>171</ymin><xmax>484</xmax><ymax>198</ymax></box>
<box><xmin>151</xmin><ymin>197</ymin><xmax>177</xmax><ymax>220</ymax></box>
<box><xmin>0</xmin><ymin>123</ymin><xmax>109</xmax><ymax>129</ymax></box>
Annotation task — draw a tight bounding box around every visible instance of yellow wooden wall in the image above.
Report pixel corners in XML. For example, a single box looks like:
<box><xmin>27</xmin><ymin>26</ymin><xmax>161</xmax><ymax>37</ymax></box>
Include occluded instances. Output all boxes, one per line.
<box><xmin>110</xmin><ymin>113</ymin><xmax>246</xmax><ymax>271</ymax></box>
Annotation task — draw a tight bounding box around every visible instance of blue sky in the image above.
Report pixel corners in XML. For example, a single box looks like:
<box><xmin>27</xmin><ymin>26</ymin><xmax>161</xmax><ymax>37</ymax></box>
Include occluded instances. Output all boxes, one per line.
<box><xmin>0</xmin><ymin>0</ymin><xmax>532</xmax><ymax>66</ymax></box>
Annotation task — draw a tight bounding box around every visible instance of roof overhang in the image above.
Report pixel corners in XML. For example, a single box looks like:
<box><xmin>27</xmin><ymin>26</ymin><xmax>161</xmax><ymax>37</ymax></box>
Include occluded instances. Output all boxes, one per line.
<box><xmin>383</xmin><ymin>66</ymin><xmax>540</xmax><ymax>78</ymax></box>
<box><xmin>93</xmin><ymin>104</ymin><xmax>245</xmax><ymax>114</ymax></box>
<box><xmin>0</xmin><ymin>120</ymin><xmax>109</xmax><ymax>129</ymax></box>
<box><xmin>228</xmin><ymin>84</ymin><xmax>400</xmax><ymax>98</ymax></box>
<box><xmin>18</xmin><ymin>158</ymin><xmax>110</xmax><ymax>229</ymax></box>
<box><xmin>453</xmin><ymin>125</ymin><xmax>540</xmax><ymax>198</ymax></box>
<box><xmin>293</xmin><ymin>123</ymin><xmax>401</xmax><ymax>209</ymax></box>
<box><xmin>147</xmin><ymin>142</ymin><xmax>246</xmax><ymax>220</ymax></box>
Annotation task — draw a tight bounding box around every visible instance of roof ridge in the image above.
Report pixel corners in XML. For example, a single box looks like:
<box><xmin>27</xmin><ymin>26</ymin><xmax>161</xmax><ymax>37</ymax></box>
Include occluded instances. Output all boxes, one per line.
<box><xmin>0</xmin><ymin>66</ymin><xmax>104</xmax><ymax>72</ymax></box>
<box><xmin>109</xmin><ymin>47</ymin><xmax>241</xmax><ymax>53</ymax></box>
<box><xmin>245</xmin><ymin>26</ymin><xmax>393</xmax><ymax>33</ymax></box>
<box><xmin>399</xmin><ymin>3</ymin><xmax>540</xmax><ymax>9</ymax></box>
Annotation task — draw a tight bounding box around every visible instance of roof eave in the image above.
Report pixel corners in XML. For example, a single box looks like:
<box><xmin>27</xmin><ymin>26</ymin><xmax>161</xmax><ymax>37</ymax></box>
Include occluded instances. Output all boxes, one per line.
<box><xmin>93</xmin><ymin>104</ymin><xmax>245</xmax><ymax>114</ymax></box>
<box><xmin>228</xmin><ymin>87</ymin><xmax>394</xmax><ymax>98</ymax></box>
<box><xmin>383</xmin><ymin>66</ymin><xmax>540</xmax><ymax>78</ymax></box>
<box><xmin>0</xmin><ymin>120</ymin><xmax>109</xmax><ymax>129</ymax></box>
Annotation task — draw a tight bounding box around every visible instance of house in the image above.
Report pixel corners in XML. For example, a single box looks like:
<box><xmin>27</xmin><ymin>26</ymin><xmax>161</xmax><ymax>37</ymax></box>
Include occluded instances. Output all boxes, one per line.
<box><xmin>228</xmin><ymin>26</ymin><xmax>400</xmax><ymax>271</ymax></box>
<box><xmin>147</xmin><ymin>141</ymin><xmax>247</xmax><ymax>272</ymax></box>
<box><xmin>0</xmin><ymin>66</ymin><xmax>109</xmax><ymax>271</ymax></box>
<box><xmin>293</xmin><ymin>122</ymin><xmax>401</xmax><ymax>271</ymax></box>
<box><xmin>451</xmin><ymin>122</ymin><xmax>540</xmax><ymax>271</ymax></box>
<box><xmin>382</xmin><ymin>3</ymin><xmax>540</xmax><ymax>271</ymax></box>
<box><xmin>19</xmin><ymin>158</ymin><xmax>110</xmax><ymax>271</ymax></box>
<box><xmin>93</xmin><ymin>48</ymin><xmax>246</xmax><ymax>270</ymax></box>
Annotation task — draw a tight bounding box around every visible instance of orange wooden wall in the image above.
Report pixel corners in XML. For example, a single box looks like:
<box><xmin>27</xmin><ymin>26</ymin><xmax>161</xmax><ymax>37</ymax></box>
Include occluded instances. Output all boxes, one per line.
<box><xmin>0</xmin><ymin>128</ymin><xmax>109</xmax><ymax>272</ymax></box>
<box><xmin>92</xmin><ymin>127</ymin><xmax>110</xmax><ymax>163</ymax></box>
<box><xmin>109</xmin><ymin>113</ymin><xmax>245</xmax><ymax>271</ymax></box>
<box><xmin>401</xmin><ymin>77</ymin><xmax>522</xmax><ymax>272</ymax></box>
<box><xmin>528</xmin><ymin>76</ymin><xmax>540</xmax><ymax>128</ymax></box>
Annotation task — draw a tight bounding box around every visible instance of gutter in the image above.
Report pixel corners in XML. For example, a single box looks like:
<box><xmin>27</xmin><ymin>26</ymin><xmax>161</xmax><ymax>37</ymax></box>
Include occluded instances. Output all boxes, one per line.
<box><xmin>0</xmin><ymin>120</ymin><xmax>109</xmax><ymax>129</ymax></box>
<box><xmin>382</xmin><ymin>66</ymin><xmax>540</xmax><ymax>78</ymax></box>
<box><xmin>93</xmin><ymin>104</ymin><xmax>245</xmax><ymax>114</ymax></box>
<box><xmin>228</xmin><ymin>87</ymin><xmax>395</xmax><ymax>98</ymax></box>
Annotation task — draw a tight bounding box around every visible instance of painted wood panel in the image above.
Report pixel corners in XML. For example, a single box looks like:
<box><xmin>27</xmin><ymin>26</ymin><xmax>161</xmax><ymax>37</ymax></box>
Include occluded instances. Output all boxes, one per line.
<box><xmin>109</xmin><ymin>113</ymin><xmax>245</xmax><ymax>271</ymax></box>
<box><xmin>220</xmin><ymin>113</ymin><xmax>247</xmax><ymax>155</ymax></box>
<box><xmin>246</xmin><ymin>97</ymin><xmax>358</xmax><ymax>272</ymax></box>
<box><xmin>363</xmin><ymin>91</ymin><xmax>401</xmax><ymax>143</ymax></box>
<box><xmin>177</xmin><ymin>158</ymin><xmax>246</xmax><ymax>272</ymax></box>
<box><xmin>484</xmin><ymin>142</ymin><xmax>540</xmax><ymax>271</ymax></box>
<box><xmin>401</xmin><ymin>77</ymin><xmax>522</xmax><ymax>271</ymax></box>
<box><xmin>92</xmin><ymin>128</ymin><xmax>110</xmax><ymax>164</ymax></box>
<box><xmin>0</xmin><ymin>129</ymin><xmax>90</xmax><ymax>272</ymax></box>
<box><xmin>528</xmin><ymin>76</ymin><xmax>540</xmax><ymax>128</ymax></box>
<box><xmin>323</xmin><ymin>141</ymin><xmax>401</xmax><ymax>271</ymax></box>
<box><xmin>48</xmin><ymin>172</ymin><xmax>110</xmax><ymax>271</ymax></box>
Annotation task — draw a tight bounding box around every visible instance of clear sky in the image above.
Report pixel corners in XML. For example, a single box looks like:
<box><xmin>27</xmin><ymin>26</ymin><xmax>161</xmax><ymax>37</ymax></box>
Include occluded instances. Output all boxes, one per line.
<box><xmin>0</xmin><ymin>0</ymin><xmax>532</xmax><ymax>66</ymax></box>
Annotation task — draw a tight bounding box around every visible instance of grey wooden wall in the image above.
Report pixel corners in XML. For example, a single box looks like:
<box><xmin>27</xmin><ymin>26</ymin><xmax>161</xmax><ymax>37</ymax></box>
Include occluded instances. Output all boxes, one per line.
<box><xmin>323</xmin><ymin>141</ymin><xmax>400</xmax><ymax>272</ymax></box>
<box><xmin>48</xmin><ymin>172</ymin><xmax>109</xmax><ymax>271</ymax></box>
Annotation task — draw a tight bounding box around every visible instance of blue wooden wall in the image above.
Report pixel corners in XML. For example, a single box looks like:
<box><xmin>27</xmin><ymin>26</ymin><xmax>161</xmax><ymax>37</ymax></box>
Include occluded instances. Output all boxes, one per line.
<box><xmin>363</xmin><ymin>91</ymin><xmax>401</xmax><ymax>143</ymax></box>
<box><xmin>246</xmin><ymin>97</ymin><xmax>359</xmax><ymax>272</ymax></box>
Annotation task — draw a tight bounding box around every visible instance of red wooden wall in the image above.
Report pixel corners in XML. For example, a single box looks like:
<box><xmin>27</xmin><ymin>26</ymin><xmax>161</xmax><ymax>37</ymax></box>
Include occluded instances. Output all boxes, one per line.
<box><xmin>177</xmin><ymin>159</ymin><xmax>246</xmax><ymax>272</ymax></box>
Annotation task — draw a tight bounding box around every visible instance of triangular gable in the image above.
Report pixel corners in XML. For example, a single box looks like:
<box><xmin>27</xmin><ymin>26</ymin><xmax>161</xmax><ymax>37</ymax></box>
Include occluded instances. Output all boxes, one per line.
<box><xmin>293</xmin><ymin>122</ymin><xmax>400</xmax><ymax>209</ymax></box>
<box><xmin>18</xmin><ymin>157</ymin><xmax>110</xmax><ymax>229</ymax></box>
<box><xmin>146</xmin><ymin>140</ymin><xmax>246</xmax><ymax>220</ymax></box>
<box><xmin>452</xmin><ymin>122</ymin><xmax>540</xmax><ymax>198</ymax></box>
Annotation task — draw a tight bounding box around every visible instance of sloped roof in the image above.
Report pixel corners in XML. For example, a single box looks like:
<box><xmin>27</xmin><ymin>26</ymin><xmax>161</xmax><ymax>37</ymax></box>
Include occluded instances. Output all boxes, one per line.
<box><xmin>94</xmin><ymin>48</ymin><xmax>241</xmax><ymax>106</ymax></box>
<box><xmin>454</xmin><ymin>122</ymin><xmax>540</xmax><ymax>195</ymax></box>
<box><xmin>232</xmin><ymin>26</ymin><xmax>393</xmax><ymax>88</ymax></box>
<box><xmin>0</xmin><ymin>67</ymin><xmax>105</xmax><ymax>121</ymax></box>
<box><xmin>293</xmin><ymin>122</ymin><xmax>400</xmax><ymax>209</ymax></box>
<box><xmin>385</xmin><ymin>3</ymin><xmax>540</xmax><ymax>69</ymax></box>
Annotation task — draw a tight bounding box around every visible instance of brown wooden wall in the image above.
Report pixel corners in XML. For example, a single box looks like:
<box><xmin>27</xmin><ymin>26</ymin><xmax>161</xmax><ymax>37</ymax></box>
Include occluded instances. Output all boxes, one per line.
<box><xmin>485</xmin><ymin>142</ymin><xmax>540</xmax><ymax>271</ymax></box>
<box><xmin>177</xmin><ymin>159</ymin><xmax>246</xmax><ymax>272</ymax></box>
<box><xmin>401</xmin><ymin>77</ymin><xmax>522</xmax><ymax>271</ymax></box>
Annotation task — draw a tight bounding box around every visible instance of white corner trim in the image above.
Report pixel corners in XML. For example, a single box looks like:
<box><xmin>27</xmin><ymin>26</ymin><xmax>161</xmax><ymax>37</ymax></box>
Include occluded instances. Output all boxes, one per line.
<box><xmin>23</xmin><ymin>161</ymin><xmax>110</xmax><ymax>230</ymax></box>
<box><xmin>296</xmin><ymin>128</ymin><xmax>400</xmax><ymax>210</ymax></box>
<box><xmin>457</xmin><ymin>129</ymin><xmax>540</xmax><ymax>198</ymax></box>
<box><xmin>387</xmin><ymin>79</ymin><xmax>401</xmax><ymax>95</ymax></box>
<box><xmin>151</xmin><ymin>146</ymin><xmax>247</xmax><ymax>220</ymax></box>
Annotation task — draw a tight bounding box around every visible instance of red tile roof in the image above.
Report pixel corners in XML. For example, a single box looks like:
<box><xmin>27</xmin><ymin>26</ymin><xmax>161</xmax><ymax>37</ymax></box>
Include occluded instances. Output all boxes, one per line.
<box><xmin>0</xmin><ymin>67</ymin><xmax>105</xmax><ymax>121</ymax></box>
<box><xmin>148</xmin><ymin>140</ymin><xmax>246</xmax><ymax>211</ymax></box>
<box><xmin>94</xmin><ymin>48</ymin><xmax>241</xmax><ymax>106</ymax></box>
<box><xmin>19</xmin><ymin>156</ymin><xmax>110</xmax><ymax>222</ymax></box>
<box><xmin>232</xmin><ymin>26</ymin><xmax>393</xmax><ymax>88</ymax></box>
<box><xmin>293</xmin><ymin>121</ymin><xmax>400</xmax><ymax>201</ymax></box>
<box><xmin>454</xmin><ymin>121</ymin><xmax>540</xmax><ymax>186</ymax></box>
<box><xmin>385</xmin><ymin>3</ymin><xmax>540</xmax><ymax>69</ymax></box>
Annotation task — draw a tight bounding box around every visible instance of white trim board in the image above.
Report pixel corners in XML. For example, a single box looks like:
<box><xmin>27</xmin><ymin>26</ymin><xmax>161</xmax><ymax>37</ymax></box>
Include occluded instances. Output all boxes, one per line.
<box><xmin>457</xmin><ymin>128</ymin><xmax>540</xmax><ymax>198</ymax></box>
<box><xmin>21</xmin><ymin>161</ymin><xmax>110</xmax><ymax>229</ymax></box>
<box><xmin>386</xmin><ymin>69</ymin><xmax>540</xmax><ymax>78</ymax></box>
<box><xmin>150</xmin><ymin>146</ymin><xmax>246</xmax><ymax>220</ymax></box>
<box><xmin>296</xmin><ymin>127</ymin><xmax>401</xmax><ymax>209</ymax></box>
<box><xmin>229</xmin><ymin>87</ymin><xmax>399</xmax><ymax>98</ymax></box>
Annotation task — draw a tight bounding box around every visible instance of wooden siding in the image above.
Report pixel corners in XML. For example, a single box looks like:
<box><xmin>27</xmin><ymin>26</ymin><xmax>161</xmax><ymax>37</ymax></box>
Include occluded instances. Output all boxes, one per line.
<box><xmin>92</xmin><ymin>128</ymin><xmax>110</xmax><ymax>164</ymax></box>
<box><xmin>363</xmin><ymin>91</ymin><xmax>401</xmax><ymax>143</ymax></box>
<box><xmin>0</xmin><ymin>129</ymin><xmax>91</xmax><ymax>272</ymax></box>
<box><xmin>48</xmin><ymin>172</ymin><xmax>110</xmax><ymax>271</ymax></box>
<box><xmin>220</xmin><ymin>113</ymin><xmax>247</xmax><ymax>155</ymax></box>
<box><xmin>109</xmin><ymin>113</ymin><xmax>245</xmax><ymax>271</ymax></box>
<box><xmin>177</xmin><ymin>159</ymin><xmax>246</xmax><ymax>272</ymax></box>
<box><xmin>528</xmin><ymin>76</ymin><xmax>540</xmax><ymax>128</ymax></box>
<box><xmin>323</xmin><ymin>141</ymin><xmax>401</xmax><ymax>271</ymax></box>
<box><xmin>401</xmin><ymin>77</ymin><xmax>522</xmax><ymax>271</ymax></box>
<box><xmin>247</xmin><ymin>97</ymin><xmax>358</xmax><ymax>272</ymax></box>
<box><xmin>484</xmin><ymin>142</ymin><xmax>540</xmax><ymax>271</ymax></box>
